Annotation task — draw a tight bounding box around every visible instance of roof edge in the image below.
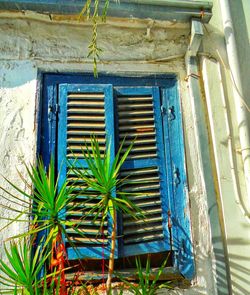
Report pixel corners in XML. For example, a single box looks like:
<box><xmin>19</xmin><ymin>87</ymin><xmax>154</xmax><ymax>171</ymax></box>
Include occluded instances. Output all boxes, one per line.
<box><xmin>0</xmin><ymin>0</ymin><xmax>213</xmax><ymax>23</ymax></box>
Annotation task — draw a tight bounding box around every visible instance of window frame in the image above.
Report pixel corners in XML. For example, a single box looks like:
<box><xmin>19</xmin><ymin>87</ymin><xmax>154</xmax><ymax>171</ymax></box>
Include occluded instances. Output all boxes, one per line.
<box><xmin>39</xmin><ymin>73</ymin><xmax>194</xmax><ymax>280</ymax></box>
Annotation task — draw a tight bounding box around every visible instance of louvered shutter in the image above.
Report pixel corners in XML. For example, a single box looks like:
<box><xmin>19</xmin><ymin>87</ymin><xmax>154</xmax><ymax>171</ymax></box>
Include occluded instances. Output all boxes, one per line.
<box><xmin>58</xmin><ymin>84</ymin><xmax>116</xmax><ymax>260</ymax></box>
<box><xmin>115</xmin><ymin>87</ymin><xmax>171</xmax><ymax>257</ymax></box>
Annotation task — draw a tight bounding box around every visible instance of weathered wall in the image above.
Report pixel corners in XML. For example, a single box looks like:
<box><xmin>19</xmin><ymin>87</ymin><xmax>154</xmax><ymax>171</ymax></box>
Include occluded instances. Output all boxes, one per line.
<box><xmin>0</xmin><ymin>7</ymin><xmax>243</xmax><ymax>294</ymax></box>
<box><xmin>0</xmin><ymin>61</ymin><xmax>37</xmax><ymax>253</ymax></box>
<box><xmin>200</xmin><ymin>0</ymin><xmax>250</xmax><ymax>294</ymax></box>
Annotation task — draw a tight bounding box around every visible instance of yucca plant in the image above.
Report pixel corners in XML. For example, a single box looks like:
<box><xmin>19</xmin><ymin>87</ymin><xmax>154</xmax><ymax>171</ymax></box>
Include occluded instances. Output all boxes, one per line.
<box><xmin>0</xmin><ymin>158</ymin><xmax>84</xmax><ymax>294</ymax></box>
<box><xmin>0</xmin><ymin>238</ymin><xmax>51</xmax><ymax>294</ymax></box>
<box><xmin>117</xmin><ymin>255</ymin><xmax>172</xmax><ymax>295</ymax></box>
<box><xmin>70</xmin><ymin>136</ymin><xmax>144</xmax><ymax>294</ymax></box>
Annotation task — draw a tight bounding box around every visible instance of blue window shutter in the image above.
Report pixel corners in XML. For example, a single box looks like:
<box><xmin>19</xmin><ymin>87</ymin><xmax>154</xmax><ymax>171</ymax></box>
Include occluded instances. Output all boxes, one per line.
<box><xmin>162</xmin><ymin>84</ymin><xmax>195</xmax><ymax>279</ymax></box>
<box><xmin>115</xmin><ymin>87</ymin><xmax>171</xmax><ymax>257</ymax></box>
<box><xmin>42</xmin><ymin>75</ymin><xmax>194</xmax><ymax>280</ymax></box>
<box><xmin>58</xmin><ymin>84</ymin><xmax>116</xmax><ymax>260</ymax></box>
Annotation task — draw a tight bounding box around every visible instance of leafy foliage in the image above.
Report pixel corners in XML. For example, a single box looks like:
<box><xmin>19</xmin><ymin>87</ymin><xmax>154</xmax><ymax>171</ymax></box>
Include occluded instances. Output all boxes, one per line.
<box><xmin>0</xmin><ymin>158</ymin><xmax>84</xmax><ymax>294</ymax></box>
<box><xmin>0</xmin><ymin>238</ymin><xmax>50</xmax><ymax>294</ymax></box>
<box><xmin>70</xmin><ymin>136</ymin><xmax>144</xmax><ymax>293</ymax></box>
<box><xmin>79</xmin><ymin>0</ymin><xmax>119</xmax><ymax>77</ymax></box>
<box><xmin>0</xmin><ymin>137</ymin><xmax>173</xmax><ymax>294</ymax></box>
<box><xmin>117</xmin><ymin>255</ymin><xmax>172</xmax><ymax>295</ymax></box>
<box><xmin>70</xmin><ymin>136</ymin><xmax>143</xmax><ymax>228</ymax></box>
<box><xmin>0</xmin><ymin>158</ymin><xmax>82</xmax><ymax>246</ymax></box>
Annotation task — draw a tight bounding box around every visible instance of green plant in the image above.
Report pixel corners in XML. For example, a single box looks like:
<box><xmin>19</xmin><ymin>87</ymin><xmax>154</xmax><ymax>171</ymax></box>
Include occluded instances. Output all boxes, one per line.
<box><xmin>71</xmin><ymin>136</ymin><xmax>143</xmax><ymax>293</ymax></box>
<box><xmin>0</xmin><ymin>140</ymin><xmax>174</xmax><ymax>294</ymax></box>
<box><xmin>0</xmin><ymin>158</ymin><xmax>84</xmax><ymax>294</ymax></box>
<box><xmin>0</xmin><ymin>238</ymin><xmax>51</xmax><ymax>294</ymax></box>
<box><xmin>117</xmin><ymin>255</ymin><xmax>172</xmax><ymax>295</ymax></box>
<box><xmin>79</xmin><ymin>0</ymin><xmax>119</xmax><ymax>77</ymax></box>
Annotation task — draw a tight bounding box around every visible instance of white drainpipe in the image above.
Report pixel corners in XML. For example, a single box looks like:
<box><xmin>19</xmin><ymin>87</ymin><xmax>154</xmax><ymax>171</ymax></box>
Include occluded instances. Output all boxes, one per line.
<box><xmin>220</xmin><ymin>0</ymin><xmax>250</xmax><ymax>215</ymax></box>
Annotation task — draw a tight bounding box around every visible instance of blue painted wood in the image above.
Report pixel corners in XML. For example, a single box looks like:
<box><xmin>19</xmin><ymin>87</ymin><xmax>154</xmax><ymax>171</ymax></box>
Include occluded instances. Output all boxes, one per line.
<box><xmin>103</xmin><ymin>84</ymin><xmax>118</xmax><ymax>259</ymax></box>
<box><xmin>67</xmin><ymin>246</ymin><xmax>111</xmax><ymax>260</ymax></box>
<box><xmin>151</xmin><ymin>87</ymin><xmax>171</xmax><ymax>250</ymax></box>
<box><xmin>57</xmin><ymin>83</ymin><xmax>117</xmax><ymax>260</ymax></box>
<box><xmin>116</xmin><ymin>86</ymin><xmax>171</xmax><ymax>257</ymax></box>
<box><xmin>40</xmin><ymin>77</ymin><xmax>57</xmax><ymax>168</ymax></box>
<box><xmin>121</xmin><ymin>158</ymin><xmax>159</xmax><ymax>170</ymax></box>
<box><xmin>162</xmin><ymin>81</ymin><xmax>194</xmax><ymax>279</ymax></box>
<box><xmin>57</xmin><ymin>84</ymin><xmax>68</xmax><ymax>248</ymax></box>
<box><xmin>44</xmin><ymin>73</ymin><xmax>176</xmax><ymax>89</ymax></box>
<box><xmin>123</xmin><ymin>240</ymin><xmax>167</xmax><ymax>257</ymax></box>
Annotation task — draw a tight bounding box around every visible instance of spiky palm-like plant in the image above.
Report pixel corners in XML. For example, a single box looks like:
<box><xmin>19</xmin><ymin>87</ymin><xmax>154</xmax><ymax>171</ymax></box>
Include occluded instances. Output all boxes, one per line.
<box><xmin>0</xmin><ymin>158</ymin><xmax>83</xmax><ymax>294</ymax></box>
<box><xmin>71</xmin><ymin>137</ymin><xmax>143</xmax><ymax>294</ymax></box>
<box><xmin>117</xmin><ymin>255</ymin><xmax>172</xmax><ymax>295</ymax></box>
<box><xmin>0</xmin><ymin>238</ymin><xmax>51</xmax><ymax>294</ymax></box>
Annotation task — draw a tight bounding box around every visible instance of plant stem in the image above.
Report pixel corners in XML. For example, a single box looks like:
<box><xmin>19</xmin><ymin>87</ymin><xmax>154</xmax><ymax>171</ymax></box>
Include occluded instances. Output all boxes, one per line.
<box><xmin>106</xmin><ymin>210</ymin><xmax>116</xmax><ymax>294</ymax></box>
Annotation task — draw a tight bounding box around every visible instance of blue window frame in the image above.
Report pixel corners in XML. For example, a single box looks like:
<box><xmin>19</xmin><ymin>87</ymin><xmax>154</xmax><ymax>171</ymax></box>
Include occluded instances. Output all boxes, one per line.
<box><xmin>40</xmin><ymin>73</ymin><xmax>194</xmax><ymax>280</ymax></box>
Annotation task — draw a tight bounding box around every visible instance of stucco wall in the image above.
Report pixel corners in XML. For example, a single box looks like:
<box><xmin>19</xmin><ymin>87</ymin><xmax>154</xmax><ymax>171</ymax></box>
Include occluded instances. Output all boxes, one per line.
<box><xmin>0</xmin><ymin>61</ymin><xmax>38</xmax><ymax>253</ymax></box>
<box><xmin>0</xmin><ymin>8</ymin><xmax>241</xmax><ymax>294</ymax></box>
<box><xmin>200</xmin><ymin>0</ymin><xmax>250</xmax><ymax>294</ymax></box>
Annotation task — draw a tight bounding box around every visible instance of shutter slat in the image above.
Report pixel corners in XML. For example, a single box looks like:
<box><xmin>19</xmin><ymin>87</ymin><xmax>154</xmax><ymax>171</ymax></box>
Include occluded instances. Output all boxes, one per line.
<box><xmin>119</xmin><ymin>110</ymin><xmax>154</xmax><ymax>117</ymax></box>
<box><xmin>124</xmin><ymin>224</ymin><xmax>163</xmax><ymax>235</ymax></box>
<box><xmin>67</xmin><ymin>108</ymin><xmax>105</xmax><ymax>114</ymax></box>
<box><xmin>67</xmin><ymin>137</ymin><xmax>106</xmax><ymax>144</ymax></box>
<box><xmin>66</xmin><ymin>228</ymin><xmax>108</xmax><ymax>235</ymax></box>
<box><xmin>123</xmin><ymin>234</ymin><xmax>164</xmax><ymax>244</ymax></box>
<box><xmin>66</xmin><ymin>219</ymin><xmax>107</xmax><ymax>226</ymax></box>
<box><xmin>117</xmin><ymin>96</ymin><xmax>153</xmax><ymax>102</ymax></box>
<box><xmin>122</xmin><ymin>138</ymin><xmax>156</xmax><ymax>146</ymax></box>
<box><xmin>121</xmin><ymin>146</ymin><xmax>156</xmax><ymax>153</ymax></box>
<box><xmin>66</xmin><ymin>237</ymin><xmax>108</xmax><ymax>244</ymax></box>
<box><xmin>68</xmin><ymin>101</ymin><xmax>105</xmax><ymax>106</ymax></box>
<box><xmin>67</xmin><ymin>130</ymin><xmax>106</xmax><ymax>136</ymax></box>
<box><xmin>121</xmin><ymin>183</ymin><xmax>160</xmax><ymax>192</ymax></box>
<box><xmin>118</xmin><ymin>104</ymin><xmax>153</xmax><ymax>110</ymax></box>
<box><xmin>68</xmin><ymin>122</ymin><xmax>105</xmax><ymax>128</ymax></box>
<box><xmin>124</xmin><ymin>215</ymin><xmax>163</xmax><ymax>226</ymax></box>
<box><xmin>68</xmin><ymin>93</ymin><xmax>105</xmax><ymax>99</ymax></box>
<box><xmin>67</xmin><ymin>115</ymin><xmax>104</xmax><ymax>122</ymax></box>
<box><xmin>119</xmin><ymin>132</ymin><xmax>155</xmax><ymax>139</ymax></box>
<box><xmin>119</xmin><ymin>124</ymin><xmax>154</xmax><ymax>130</ymax></box>
<box><xmin>67</xmin><ymin>145</ymin><xmax>106</xmax><ymax>151</ymax></box>
<box><xmin>119</xmin><ymin>117</ymin><xmax>154</xmax><ymax>124</ymax></box>
<box><xmin>120</xmin><ymin>167</ymin><xmax>158</xmax><ymax>176</ymax></box>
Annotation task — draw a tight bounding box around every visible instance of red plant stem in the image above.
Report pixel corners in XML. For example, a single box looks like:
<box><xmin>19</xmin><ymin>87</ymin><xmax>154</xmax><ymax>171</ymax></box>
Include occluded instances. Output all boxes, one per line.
<box><xmin>50</xmin><ymin>231</ymin><xmax>67</xmax><ymax>295</ymax></box>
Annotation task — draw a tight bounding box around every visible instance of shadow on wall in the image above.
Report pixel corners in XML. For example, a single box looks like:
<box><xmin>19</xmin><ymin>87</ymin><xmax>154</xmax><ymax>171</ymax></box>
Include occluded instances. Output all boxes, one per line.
<box><xmin>212</xmin><ymin>237</ymin><xmax>250</xmax><ymax>295</ymax></box>
<box><xmin>230</xmin><ymin>0</ymin><xmax>250</xmax><ymax>108</ymax></box>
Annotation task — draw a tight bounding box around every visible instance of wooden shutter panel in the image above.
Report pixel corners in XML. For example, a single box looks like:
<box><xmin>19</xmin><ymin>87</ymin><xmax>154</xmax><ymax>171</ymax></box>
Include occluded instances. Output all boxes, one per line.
<box><xmin>162</xmin><ymin>86</ymin><xmax>195</xmax><ymax>279</ymax></box>
<box><xmin>115</xmin><ymin>87</ymin><xmax>171</xmax><ymax>257</ymax></box>
<box><xmin>58</xmin><ymin>84</ymin><xmax>116</xmax><ymax>260</ymax></box>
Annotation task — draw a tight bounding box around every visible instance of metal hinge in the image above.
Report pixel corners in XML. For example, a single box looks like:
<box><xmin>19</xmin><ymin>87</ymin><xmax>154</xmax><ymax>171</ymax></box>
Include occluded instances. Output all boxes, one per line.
<box><xmin>48</xmin><ymin>103</ymin><xmax>59</xmax><ymax>115</ymax></box>
<box><xmin>161</xmin><ymin>105</ymin><xmax>167</xmax><ymax>115</ymax></box>
<box><xmin>173</xmin><ymin>166</ymin><xmax>181</xmax><ymax>187</ymax></box>
<box><xmin>168</xmin><ymin>106</ymin><xmax>176</xmax><ymax>121</ymax></box>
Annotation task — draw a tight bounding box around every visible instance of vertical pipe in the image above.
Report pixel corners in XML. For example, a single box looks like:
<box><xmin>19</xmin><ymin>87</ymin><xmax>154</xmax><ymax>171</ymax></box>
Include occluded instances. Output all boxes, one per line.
<box><xmin>220</xmin><ymin>0</ymin><xmax>250</xmax><ymax>214</ymax></box>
